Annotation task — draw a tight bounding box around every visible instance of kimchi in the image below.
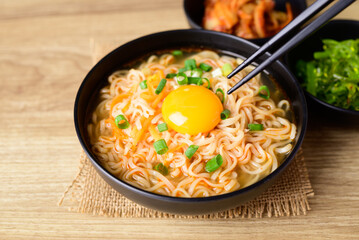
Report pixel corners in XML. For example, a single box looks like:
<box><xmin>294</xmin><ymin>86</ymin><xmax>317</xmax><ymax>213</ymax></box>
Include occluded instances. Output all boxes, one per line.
<box><xmin>203</xmin><ymin>0</ymin><xmax>293</xmax><ymax>39</ymax></box>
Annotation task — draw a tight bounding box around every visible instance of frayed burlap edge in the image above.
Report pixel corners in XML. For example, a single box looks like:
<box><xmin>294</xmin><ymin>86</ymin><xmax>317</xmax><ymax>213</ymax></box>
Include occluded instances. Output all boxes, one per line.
<box><xmin>59</xmin><ymin>148</ymin><xmax>314</xmax><ymax>218</ymax></box>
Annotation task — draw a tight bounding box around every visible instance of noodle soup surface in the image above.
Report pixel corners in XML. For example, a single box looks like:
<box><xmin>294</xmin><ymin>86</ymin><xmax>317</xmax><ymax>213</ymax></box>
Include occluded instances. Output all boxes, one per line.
<box><xmin>88</xmin><ymin>50</ymin><xmax>297</xmax><ymax>197</ymax></box>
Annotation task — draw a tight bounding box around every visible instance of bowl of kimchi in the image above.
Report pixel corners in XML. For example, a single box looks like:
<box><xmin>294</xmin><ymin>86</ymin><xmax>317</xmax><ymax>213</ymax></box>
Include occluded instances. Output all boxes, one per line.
<box><xmin>184</xmin><ymin>0</ymin><xmax>307</xmax><ymax>45</ymax></box>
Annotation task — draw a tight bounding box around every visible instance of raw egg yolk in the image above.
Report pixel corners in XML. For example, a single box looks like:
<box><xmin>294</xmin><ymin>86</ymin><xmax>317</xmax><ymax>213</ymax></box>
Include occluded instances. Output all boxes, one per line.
<box><xmin>162</xmin><ymin>85</ymin><xmax>223</xmax><ymax>135</ymax></box>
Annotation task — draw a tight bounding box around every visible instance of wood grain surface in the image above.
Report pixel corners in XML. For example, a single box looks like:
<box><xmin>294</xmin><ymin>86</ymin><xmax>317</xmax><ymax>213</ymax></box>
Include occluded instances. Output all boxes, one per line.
<box><xmin>1</xmin><ymin>0</ymin><xmax>359</xmax><ymax>239</ymax></box>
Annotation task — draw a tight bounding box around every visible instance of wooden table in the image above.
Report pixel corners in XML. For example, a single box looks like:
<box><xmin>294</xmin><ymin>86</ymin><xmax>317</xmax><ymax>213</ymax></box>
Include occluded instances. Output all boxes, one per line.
<box><xmin>1</xmin><ymin>0</ymin><xmax>359</xmax><ymax>239</ymax></box>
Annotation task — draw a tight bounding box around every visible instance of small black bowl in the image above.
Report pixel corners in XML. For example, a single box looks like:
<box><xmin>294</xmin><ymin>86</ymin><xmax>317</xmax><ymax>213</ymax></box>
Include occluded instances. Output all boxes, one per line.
<box><xmin>74</xmin><ymin>29</ymin><xmax>307</xmax><ymax>215</ymax></box>
<box><xmin>183</xmin><ymin>0</ymin><xmax>307</xmax><ymax>46</ymax></box>
<box><xmin>285</xmin><ymin>20</ymin><xmax>359</xmax><ymax>117</ymax></box>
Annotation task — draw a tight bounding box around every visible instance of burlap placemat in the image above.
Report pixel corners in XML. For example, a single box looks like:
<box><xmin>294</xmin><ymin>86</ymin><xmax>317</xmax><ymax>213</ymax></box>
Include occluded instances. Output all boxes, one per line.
<box><xmin>59</xmin><ymin>148</ymin><xmax>313</xmax><ymax>218</ymax></box>
<box><xmin>59</xmin><ymin>42</ymin><xmax>314</xmax><ymax>218</ymax></box>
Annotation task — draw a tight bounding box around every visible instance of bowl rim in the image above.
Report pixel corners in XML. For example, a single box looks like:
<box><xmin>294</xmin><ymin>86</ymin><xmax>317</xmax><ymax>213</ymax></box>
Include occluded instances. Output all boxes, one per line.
<box><xmin>305</xmin><ymin>92</ymin><xmax>359</xmax><ymax>116</ymax></box>
<box><xmin>285</xmin><ymin>19</ymin><xmax>359</xmax><ymax>116</ymax></box>
<box><xmin>74</xmin><ymin>29</ymin><xmax>308</xmax><ymax>203</ymax></box>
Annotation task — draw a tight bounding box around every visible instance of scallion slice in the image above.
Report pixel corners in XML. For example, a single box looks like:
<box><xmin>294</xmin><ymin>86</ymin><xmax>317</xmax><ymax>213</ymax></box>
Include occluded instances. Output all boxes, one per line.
<box><xmin>258</xmin><ymin>85</ymin><xmax>270</xmax><ymax>99</ymax></box>
<box><xmin>220</xmin><ymin>109</ymin><xmax>230</xmax><ymax>120</ymax></box>
<box><xmin>188</xmin><ymin>77</ymin><xmax>202</xmax><ymax>85</ymax></box>
<box><xmin>212</xmin><ymin>68</ymin><xmax>223</xmax><ymax>78</ymax></box>
<box><xmin>178</xmin><ymin>67</ymin><xmax>187</xmax><ymax>73</ymax></box>
<box><xmin>205</xmin><ymin>154</ymin><xmax>223</xmax><ymax>172</ymax></box>
<box><xmin>139</xmin><ymin>80</ymin><xmax>148</xmax><ymax>89</ymax></box>
<box><xmin>166</xmin><ymin>73</ymin><xmax>177</xmax><ymax>79</ymax></box>
<box><xmin>155</xmin><ymin>78</ymin><xmax>167</xmax><ymax>95</ymax></box>
<box><xmin>202</xmin><ymin>78</ymin><xmax>211</xmax><ymax>89</ymax></box>
<box><xmin>185</xmin><ymin>145</ymin><xmax>199</xmax><ymax>159</ymax></box>
<box><xmin>216</xmin><ymin>88</ymin><xmax>225</xmax><ymax>103</ymax></box>
<box><xmin>191</xmin><ymin>68</ymin><xmax>203</xmax><ymax>78</ymax></box>
<box><xmin>153</xmin><ymin>163</ymin><xmax>168</xmax><ymax>175</ymax></box>
<box><xmin>248</xmin><ymin>123</ymin><xmax>264</xmax><ymax>131</ymax></box>
<box><xmin>222</xmin><ymin>63</ymin><xmax>233</xmax><ymax>76</ymax></box>
<box><xmin>153</xmin><ymin>139</ymin><xmax>168</xmax><ymax>155</ymax></box>
<box><xmin>172</xmin><ymin>50</ymin><xmax>183</xmax><ymax>57</ymax></box>
<box><xmin>157</xmin><ymin>123</ymin><xmax>168</xmax><ymax>132</ymax></box>
<box><xmin>185</xmin><ymin>59</ymin><xmax>197</xmax><ymax>70</ymax></box>
<box><xmin>175</xmin><ymin>72</ymin><xmax>188</xmax><ymax>85</ymax></box>
<box><xmin>199</xmin><ymin>62</ymin><xmax>212</xmax><ymax>72</ymax></box>
<box><xmin>115</xmin><ymin>114</ymin><xmax>130</xmax><ymax>129</ymax></box>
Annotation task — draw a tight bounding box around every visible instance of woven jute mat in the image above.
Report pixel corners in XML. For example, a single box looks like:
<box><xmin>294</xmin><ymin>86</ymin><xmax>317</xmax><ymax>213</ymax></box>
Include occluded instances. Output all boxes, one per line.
<box><xmin>59</xmin><ymin>149</ymin><xmax>313</xmax><ymax>218</ymax></box>
<box><xmin>59</xmin><ymin>42</ymin><xmax>314</xmax><ymax>218</ymax></box>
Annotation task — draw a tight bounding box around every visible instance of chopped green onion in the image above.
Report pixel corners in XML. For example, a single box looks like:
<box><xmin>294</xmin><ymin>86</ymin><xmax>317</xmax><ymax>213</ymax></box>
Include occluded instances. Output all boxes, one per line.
<box><xmin>188</xmin><ymin>77</ymin><xmax>202</xmax><ymax>85</ymax></box>
<box><xmin>258</xmin><ymin>85</ymin><xmax>270</xmax><ymax>99</ymax></box>
<box><xmin>248</xmin><ymin>123</ymin><xmax>264</xmax><ymax>131</ymax></box>
<box><xmin>175</xmin><ymin>72</ymin><xmax>188</xmax><ymax>85</ymax></box>
<box><xmin>178</xmin><ymin>67</ymin><xmax>187</xmax><ymax>73</ymax></box>
<box><xmin>185</xmin><ymin>145</ymin><xmax>199</xmax><ymax>159</ymax></box>
<box><xmin>153</xmin><ymin>163</ymin><xmax>168</xmax><ymax>175</ymax></box>
<box><xmin>191</xmin><ymin>68</ymin><xmax>203</xmax><ymax>78</ymax></box>
<box><xmin>153</xmin><ymin>139</ymin><xmax>168</xmax><ymax>155</ymax></box>
<box><xmin>202</xmin><ymin>78</ymin><xmax>211</xmax><ymax>89</ymax></box>
<box><xmin>157</xmin><ymin>123</ymin><xmax>168</xmax><ymax>132</ymax></box>
<box><xmin>166</xmin><ymin>73</ymin><xmax>177</xmax><ymax>79</ymax></box>
<box><xmin>222</xmin><ymin>63</ymin><xmax>233</xmax><ymax>76</ymax></box>
<box><xmin>212</xmin><ymin>68</ymin><xmax>223</xmax><ymax>78</ymax></box>
<box><xmin>205</xmin><ymin>154</ymin><xmax>223</xmax><ymax>172</ymax></box>
<box><xmin>220</xmin><ymin>109</ymin><xmax>230</xmax><ymax>120</ymax></box>
<box><xmin>199</xmin><ymin>62</ymin><xmax>212</xmax><ymax>72</ymax></box>
<box><xmin>115</xmin><ymin>114</ymin><xmax>130</xmax><ymax>129</ymax></box>
<box><xmin>155</xmin><ymin>78</ymin><xmax>167</xmax><ymax>95</ymax></box>
<box><xmin>216</xmin><ymin>88</ymin><xmax>225</xmax><ymax>103</ymax></box>
<box><xmin>196</xmin><ymin>79</ymin><xmax>204</xmax><ymax>86</ymax></box>
<box><xmin>172</xmin><ymin>50</ymin><xmax>183</xmax><ymax>57</ymax></box>
<box><xmin>185</xmin><ymin>59</ymin><xmax>197</xmax><ymax>70</ymax></box>
<box><xmin>139</xmin><ymin>80</ymin><xmax>148</xmax><ymax>89</ymax></box>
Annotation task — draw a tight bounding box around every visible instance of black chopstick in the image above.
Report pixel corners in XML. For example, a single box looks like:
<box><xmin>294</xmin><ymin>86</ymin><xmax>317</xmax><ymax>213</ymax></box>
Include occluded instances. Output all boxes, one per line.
<box><xmin>227</xmin><ymin>0</ymin><xmax>356</xmax><ymax>95</ymax></box>
<box><xmin>226</xmin><ymin>0</ymin><xmax>333</xmax><ymax>79</ymax></box>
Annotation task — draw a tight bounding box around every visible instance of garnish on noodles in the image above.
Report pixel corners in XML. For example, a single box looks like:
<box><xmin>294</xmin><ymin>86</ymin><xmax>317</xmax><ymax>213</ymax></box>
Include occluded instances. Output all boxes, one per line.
<box><xmin>87</xmin><ymin>50</ymin><xmax>297</xmax><ymax>197</ymax></box>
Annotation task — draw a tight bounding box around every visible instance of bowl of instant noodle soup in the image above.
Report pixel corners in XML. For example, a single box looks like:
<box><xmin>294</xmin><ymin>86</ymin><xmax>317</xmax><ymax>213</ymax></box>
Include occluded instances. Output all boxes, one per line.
<box><xmin>183</xmin><ymin>0</ymin><xmax>307</xmax><ymax>45</ymax></box>
<box><xmin>75</xmin><ymin>29</ymin><xmax>307</xmax><ymax>215</ymax></box>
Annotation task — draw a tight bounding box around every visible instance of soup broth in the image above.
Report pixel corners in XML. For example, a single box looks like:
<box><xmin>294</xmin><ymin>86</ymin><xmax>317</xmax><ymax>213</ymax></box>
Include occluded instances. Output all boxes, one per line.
<box><xmin>87</xmin><ymin>50</ymin><xmax>296</xmax><ymax>197</ymax></box>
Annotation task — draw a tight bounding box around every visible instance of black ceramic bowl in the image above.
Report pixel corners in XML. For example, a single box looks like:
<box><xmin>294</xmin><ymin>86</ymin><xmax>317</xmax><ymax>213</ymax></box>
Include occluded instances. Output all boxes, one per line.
<box><xmin>183</xmin><ymin>0</ymin><xmax>307</xmax><ymax>46</ymax></box>
<box><xmin>285</xmin><ymin>20</ymin><xmax>359</xmax><ymax>117</ymax></box>
<box><xmin>74</xmin><ymin>29</ymin><xmax>307</xmax><ymax>215</ymax></box>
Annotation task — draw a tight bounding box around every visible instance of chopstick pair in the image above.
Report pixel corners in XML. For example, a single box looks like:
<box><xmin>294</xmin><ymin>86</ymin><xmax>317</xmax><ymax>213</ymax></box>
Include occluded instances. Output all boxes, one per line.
<box><xmin>227</xmin><ymin>0</ymin><xmax>356</xmax><ymax>95</ymax></box>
